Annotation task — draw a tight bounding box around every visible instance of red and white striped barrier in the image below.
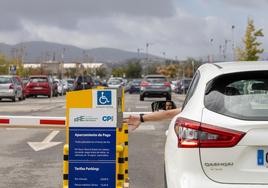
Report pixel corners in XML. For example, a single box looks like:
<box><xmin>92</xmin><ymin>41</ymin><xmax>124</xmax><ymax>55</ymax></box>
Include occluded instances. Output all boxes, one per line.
<box><xmin>0</xmin><ymin>112</ymin><xmax>149</xmax><ymax>129</ymax></box>
<box><xmin>0</xmin><ymin>116</ymin><xmax>66</xmax><ymax>128</ymax></box>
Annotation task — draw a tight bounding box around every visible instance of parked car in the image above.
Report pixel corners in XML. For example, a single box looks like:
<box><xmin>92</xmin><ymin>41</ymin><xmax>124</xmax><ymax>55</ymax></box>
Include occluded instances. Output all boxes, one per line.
<box><xmin>128</xmin><ymin>79</ymin><xmax>142</xmax><ymax>94</ymax></box>
<box><xmin>93</xmin><ymin>78</ymin><xmax>103</xmax><ymax>87</ymax></box>
<box><xmin>140</xmin><ymin>75</ymin><xmax>171</xmax><ymax>101</ymax></box>
<box><xmin>174</xmin><ymin>78</ymin><xmax>192</xmax><ymax>94</ymax></box>
<box><xmin>108</xmin><ymin>77</ymin><xmax>125</xmax><ymax>87</ymax></box>
<box><xmin>0</xmin><ymin>75</ymin><xmax>24</xmax><ymax>102</ymax></box>
<box><xmin>65</xmin><ymin>78</ymin><xmax>75</xmax><ymax>91</ymax></box>
<box><xmin>165</xmin><ymin>61</ymin><xmax>268</xmax><ymax>188</ymax></box>
<box><xmin>54</xmin><ymin>79</ymin><xmax>66</xmax><ymax>95</ymax></box>
<box><xmin>25</xmin><ymin>75</ymin><xmax>54</xmax><ymax>98</ymax></box>
<box><xmin>107</xmin><ymin>79</ymin><xmax>123</xmax><ymax>88</ymax></box>
<box><xmin>170</xmin><ymin>80</ymin><xmax>178</xmax><ymax>92</ymax></box>
<box><xmin>74</xmin><ymin>75</ymin><xmax>94</xmax><ymax>90</ymax></box>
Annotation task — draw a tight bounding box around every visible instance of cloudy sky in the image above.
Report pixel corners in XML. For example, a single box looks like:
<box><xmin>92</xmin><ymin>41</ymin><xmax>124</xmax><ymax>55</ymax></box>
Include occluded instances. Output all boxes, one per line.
<box><xmin>0</xmin><ymin>0</ymin><xmax>267</xmax><ymax>59</ymax></box>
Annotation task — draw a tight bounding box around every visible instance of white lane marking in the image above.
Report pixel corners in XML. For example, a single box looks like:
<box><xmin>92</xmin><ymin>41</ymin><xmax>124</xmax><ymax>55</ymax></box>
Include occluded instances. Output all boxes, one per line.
<box><xmin>27</xmin><ymin>130</ymin><xmax>62</xmax><ymax>151</ymax></box>
<box><xmin>43</xmin><ymin>130</ymin><xmax>60</xmax><ymax>143</ymax></box>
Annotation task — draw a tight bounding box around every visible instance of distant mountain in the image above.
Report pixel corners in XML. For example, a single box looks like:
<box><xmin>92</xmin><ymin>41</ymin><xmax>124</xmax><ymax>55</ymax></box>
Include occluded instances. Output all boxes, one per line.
<box><xmin>0</xmin><ymin>41</ymin><xmax>153</xmax><ymax>63</ymax></box>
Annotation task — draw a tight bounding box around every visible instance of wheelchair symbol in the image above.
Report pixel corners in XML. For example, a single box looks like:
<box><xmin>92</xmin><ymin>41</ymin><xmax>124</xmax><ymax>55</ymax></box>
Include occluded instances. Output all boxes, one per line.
<box><xmin>98</xmin><ymin>92</ymin><xmax>110</xmax><ymax>105</ymax></box>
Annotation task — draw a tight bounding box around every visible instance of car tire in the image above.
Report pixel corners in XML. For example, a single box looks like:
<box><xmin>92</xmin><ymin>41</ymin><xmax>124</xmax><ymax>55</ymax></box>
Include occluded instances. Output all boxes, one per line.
<box><xmin>11</xmin><ymin>97</ymin><xmax>16</xmax><ymax>102</ymax></box>
<box><xmin>140</xmin><ymin>95</ymin><xmax>144</xmax><ymax>101</ymax></box>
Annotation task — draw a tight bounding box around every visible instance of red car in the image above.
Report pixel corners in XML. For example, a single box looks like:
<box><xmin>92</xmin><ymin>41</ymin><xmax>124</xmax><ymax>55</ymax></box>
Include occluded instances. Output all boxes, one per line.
<box><xmin>25</xmin><ymin>75</ymin><xmax>54</xmax><ymax>98</ymax></box>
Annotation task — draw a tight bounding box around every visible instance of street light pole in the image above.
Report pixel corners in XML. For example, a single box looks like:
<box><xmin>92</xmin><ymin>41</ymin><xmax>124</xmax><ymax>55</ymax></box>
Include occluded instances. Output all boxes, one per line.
<box><xmin>145</xmin><ymin>43</ymin><xmax>153</xmax><ymax>75</ymax></box>
<box><xmin>137</xmin><ymin>48</ymin><xmax>143</xmax><ymax>59</ymax></box>
<box><xmin>209</xmin><ymin>38</ymin><xmax>214</xmax><ymax>63</ymax></box>
<box><xmin>232</xmin><ymin>25</ymin><xmax>235</xmax><ymax>61</ymax></box>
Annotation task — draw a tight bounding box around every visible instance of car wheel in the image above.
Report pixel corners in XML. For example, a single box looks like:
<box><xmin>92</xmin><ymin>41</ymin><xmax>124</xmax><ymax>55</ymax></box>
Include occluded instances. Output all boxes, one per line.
<box><xmin>140</xmin><ymin>95</ymin><xmax>144</xmax><ymax>101</ymax></box>
<box><xmin>11</xmin><ymin>97</ymin><xmax>16</xmax><ymax>102</ymax></box>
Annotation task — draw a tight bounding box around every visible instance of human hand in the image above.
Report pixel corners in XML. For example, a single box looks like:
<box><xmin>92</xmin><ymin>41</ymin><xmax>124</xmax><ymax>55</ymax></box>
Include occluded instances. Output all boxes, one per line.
<box><xmin>124</xmin><ymin>115</ymin><xmax>141</xmax><ymax>131</ymax></box>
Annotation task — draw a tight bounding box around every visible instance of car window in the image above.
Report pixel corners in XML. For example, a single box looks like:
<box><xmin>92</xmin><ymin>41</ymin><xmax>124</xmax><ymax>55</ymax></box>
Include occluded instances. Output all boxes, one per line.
<box><xmin>109</xmin><ymin>80</ymin><xmax>121</xmax><ymax>85</ymax></box>
<box><xmin>204</xmin><ymin>71</ymin><xmax>268</xmax><ymax>121</ymax></box>
<box><xmin>0</xmin><ymin>77</ymin><xmax>12</xmax><ymax>84</ymax></box>
<box><xmin>30</xmin><ymin>77</ymin><xmax>48</xmax><ymax>83</ymax></box>
<box><xmin>182</xmin><ymin>71</ymin><xmax>200</xmax><ymax>109</ymax></box>
<box><xmin>77</xmin><ymin>76</ymin><xmax>92</xmax><ymax>82</ymax></box>
<box><xmin>146</xmin><ymin>77</ymin><xmax>166</xmax><ymax>83</ymax></box>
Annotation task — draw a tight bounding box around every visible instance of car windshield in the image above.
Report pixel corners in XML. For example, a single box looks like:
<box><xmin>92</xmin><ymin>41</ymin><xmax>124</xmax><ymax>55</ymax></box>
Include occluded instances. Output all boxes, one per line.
<box><xmin>109</xmin><ymin>80</ymin><xmax>121</xmax><ymax>85</ymax></box>
<box><xmin>30</xmin><ymin>77</ymin><xmax>48</xmax><ymax>83</ymax></box>
<box><xmin>183</xmin><ymin>79</ymin><xmax>191</xmax><ymax>85</ymax></box>
<box><xmin>0</xmin><ymin>77</ymin><xmax>12</xmax><ymax>84</ymax></box>
<box><xmin>67</xmin><ymin>80</ymin><xmax>74</xmax><ymax>84</ymax></box>
<box><xmin>146</xmin><ymin>77</ymin><xmax>166</xmax><ymax>83</ymax></box>
<box><xmin>132</xmin><ymin>80</ymin><xmax>141</xmax><ymax>84</ymax></box>
<box><xmin>77</xmin><ymin>76</ymin><xmax>92</xmax><ymax>82</ymax></box>
<box><xmin>205</xmin><ymin>71</ymin><xmax>268</xmax><ymax>121</ymax></box>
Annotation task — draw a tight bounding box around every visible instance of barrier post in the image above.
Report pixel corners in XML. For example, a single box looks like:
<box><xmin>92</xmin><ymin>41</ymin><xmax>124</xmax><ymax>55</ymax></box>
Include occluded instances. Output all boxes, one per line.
<box><xmin>63</xmin><ymin>144</ymin><xmax>69</xmax><ymax>188</ymax></box>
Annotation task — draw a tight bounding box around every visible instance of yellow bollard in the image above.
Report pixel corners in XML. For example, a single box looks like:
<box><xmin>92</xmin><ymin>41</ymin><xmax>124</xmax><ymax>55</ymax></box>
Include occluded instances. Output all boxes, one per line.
<box><xmin>123</xmin><ymin>123</ymin><xmax>129</xmax><ymax>182</ymax></box>
<box><xmin>116</xmin><ymin>127</ymin><xmax>125</xmax><ymax>187</ymax></box>
<box><xmin>63</xmin><ymin>144</ymin><xmax>69</xmax><ymax>188</ymax></box>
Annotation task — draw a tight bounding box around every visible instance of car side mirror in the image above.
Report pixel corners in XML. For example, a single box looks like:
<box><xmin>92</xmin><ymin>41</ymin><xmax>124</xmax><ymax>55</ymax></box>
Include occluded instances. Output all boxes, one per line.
<box><xmin>151</xmin><ymin>101</ymin><xmax>176</xmax><ymax>112</ymax></box>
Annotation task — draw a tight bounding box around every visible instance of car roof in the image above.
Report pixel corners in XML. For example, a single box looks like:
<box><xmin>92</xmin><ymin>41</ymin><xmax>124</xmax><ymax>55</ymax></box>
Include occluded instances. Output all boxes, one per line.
<box><xmin>0</xmin><ymin>75</ymin><xmax>13</xmax><ymax>77</ymax></box>
<box><xmin>29</xmin><ymin>75</ymin><xmax>48</xmax><ymax>77</ymax></box>
<box><xmin>145</xmin><ymin>74</ymin><xmax>166</xmax><ymax>78</ymax></box>
<box><xmin>209</xmin><ymin>61</ymin><xmax>268</xmax><ymax>73</ymax></box>
<box><xmin>198</xmin><ymin>61</ymin><xmax>268</xmax><ymax>82</ymax></box>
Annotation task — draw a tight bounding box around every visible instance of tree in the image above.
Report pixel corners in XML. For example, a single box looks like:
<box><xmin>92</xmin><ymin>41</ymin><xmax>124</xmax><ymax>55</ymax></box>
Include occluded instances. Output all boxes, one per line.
<box><xmin>237</xmin><ymin>18</ymin><xmax>264</xmax><ymax>61</ymax></box>
<box><xmin>95</xmin><ymin>67</ymin><xmax>108</xmax><ymax>78</ymax></box>
<box><xmin>125</xmin><ymin>59</ymin><xmax>142</xmax><ymax>78</ymax></box>
<box><xmin>111</xmin><ymin>67</ymin><xmax>125</xmax><ymax>77</ymax></box>
<box><xmin>0</xmin><ymin>54</ymin><xmax>10</xmax><ymax>74</ymax></box>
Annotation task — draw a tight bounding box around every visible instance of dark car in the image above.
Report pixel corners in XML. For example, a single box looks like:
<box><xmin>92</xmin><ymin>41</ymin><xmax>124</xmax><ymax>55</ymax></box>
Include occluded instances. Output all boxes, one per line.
<box><xmin>175</xmin><ymin>78</ymin><xmax>192</xmax><ymax>94</ymax></box>
<box><xmin>140</xmin><ymin>75</ymin><xmax>171</xmax><ymax>101</ymax></box>
<box><xmin>128</xmin><ymin>79</ymin><xmax>142</xmax><ymax>94</ymax></box>
<box><xmin>74</xmin><ymin>75</ymin><xmax>94</xmax><ymax>90</ymax></box>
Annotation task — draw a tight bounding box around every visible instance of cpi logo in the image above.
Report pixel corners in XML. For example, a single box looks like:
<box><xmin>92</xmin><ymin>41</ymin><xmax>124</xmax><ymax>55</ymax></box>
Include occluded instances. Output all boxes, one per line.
<box><xmin>102</xmin><ymin>116</ymin><xmax>114</xmax><ymax>122</ymax></box>
<box><xmin>97</xmin><ymin>91</ymin><xmax>112</xmax><ymax>105</ymax></box>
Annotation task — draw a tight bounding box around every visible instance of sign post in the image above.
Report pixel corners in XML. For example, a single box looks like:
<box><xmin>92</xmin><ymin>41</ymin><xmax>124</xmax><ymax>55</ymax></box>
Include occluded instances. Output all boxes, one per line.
<box><xmin>66</xmin><ymin>88</ymin><xmax>122</xmax><ymax>188</ymax></box>
<box><xmin>9</xmin><ymin>65</ymin><xmax>16</xmax><ymax>75</ymax></box>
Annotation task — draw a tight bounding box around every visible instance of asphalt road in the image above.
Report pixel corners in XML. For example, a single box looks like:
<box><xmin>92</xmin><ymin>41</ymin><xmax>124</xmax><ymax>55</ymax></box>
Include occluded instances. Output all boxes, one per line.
<box><xmin>0</xmin><ymin>93</ymin><xmax>185</xmax><ymax>188</ymax></box>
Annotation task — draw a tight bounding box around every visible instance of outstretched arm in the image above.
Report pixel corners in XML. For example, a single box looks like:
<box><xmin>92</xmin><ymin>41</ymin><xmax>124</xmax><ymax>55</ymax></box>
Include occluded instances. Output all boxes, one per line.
<box><xmin>125</xmin><ymin>108</ymin><xmax>181</xmax><ymax>131</ymax></box>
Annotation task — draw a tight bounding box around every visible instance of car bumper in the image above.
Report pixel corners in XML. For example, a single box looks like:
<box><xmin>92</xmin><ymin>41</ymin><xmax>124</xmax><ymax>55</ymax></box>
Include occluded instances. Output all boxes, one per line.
<box><xmin>26</xmin><ymin>88</ymin><xmax>50</xmax><ymax>95</ymax></box>
<box><xmin>0</xmin><ymin>90</ymin><xmax>15</xmax><ymax>97</ymax></box>
<box><xmin>165</xmin><ymin>124</ymin><xmax>268</xmax><ymax>188</ymax></box>
<box><xmin>140</xmin><ymin>89</ymin><xmax>171</xmax><ymax>97</ymax></box>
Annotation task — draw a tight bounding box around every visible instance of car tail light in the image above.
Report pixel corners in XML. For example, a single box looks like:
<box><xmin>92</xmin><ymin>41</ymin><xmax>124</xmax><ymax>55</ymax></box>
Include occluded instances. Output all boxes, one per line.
<box><xmin>141</xmin><ymin>81</ymin><xmax>150</xmax><ymax>87</ymax></box>
<box><xmin>164</xmin><ymin>82</ymin><xmax>171</xmax><ymax>87</ymax></box>
<box><xmin>174</xmin><ymin>118</ymin><xmax>245</xmax><ymax>148</ymax></box>
<box><xmin>9</xmin><ymin>84</ymin><xmax>14</xmax><ymax>89</ymax></box>
<box><xmin>44</xmin><ymin>83</ymin><xmax>49</xmax><ymax>88</ymax></box>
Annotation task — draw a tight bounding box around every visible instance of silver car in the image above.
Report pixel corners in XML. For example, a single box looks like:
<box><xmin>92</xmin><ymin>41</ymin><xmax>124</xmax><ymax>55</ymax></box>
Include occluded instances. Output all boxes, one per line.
<box><xmin>0</xmin><ymin>75</ymin><xmax>23</xmax><ymax>102</ymax></box>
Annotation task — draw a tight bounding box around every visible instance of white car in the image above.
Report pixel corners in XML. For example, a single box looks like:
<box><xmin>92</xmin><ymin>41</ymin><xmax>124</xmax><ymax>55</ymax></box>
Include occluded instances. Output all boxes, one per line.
<box><xmin>171</xmin><ymin>80</ymin><xmax>178</xmax><ymax>92</ymax></box>
<box><xmin>165</xmin><ymin>61</ymin><xmax>268</xmax><ymax>188</ymax></box>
